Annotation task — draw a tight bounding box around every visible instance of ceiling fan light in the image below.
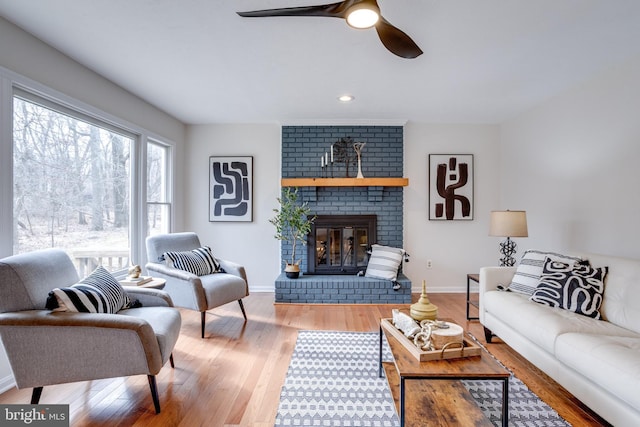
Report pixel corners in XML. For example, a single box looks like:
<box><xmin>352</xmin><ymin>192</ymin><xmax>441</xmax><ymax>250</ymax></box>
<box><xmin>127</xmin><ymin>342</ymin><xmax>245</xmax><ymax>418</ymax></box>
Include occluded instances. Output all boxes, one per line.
<box><xmin>346</xmin><ymin>2</ymin><xmax>380</xmax><ymax>29</ymax></box>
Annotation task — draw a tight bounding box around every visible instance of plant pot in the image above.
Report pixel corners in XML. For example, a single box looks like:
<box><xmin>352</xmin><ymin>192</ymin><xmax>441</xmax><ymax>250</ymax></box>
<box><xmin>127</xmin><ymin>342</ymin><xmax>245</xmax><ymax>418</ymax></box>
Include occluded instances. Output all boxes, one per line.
<box><xmin>285</xmin><ymin>263</ymin><xmax>300</xmax><ymax>279</ymax></box>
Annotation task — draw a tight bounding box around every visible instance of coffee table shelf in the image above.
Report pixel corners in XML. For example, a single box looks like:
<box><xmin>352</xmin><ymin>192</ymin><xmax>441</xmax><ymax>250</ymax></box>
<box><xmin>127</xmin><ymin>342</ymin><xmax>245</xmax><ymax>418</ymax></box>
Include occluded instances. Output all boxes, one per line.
<box><xmin>379</xmin><ymin>319</ymin><xmax>510</xmax><ymax>427</ymax></box>
<box><xmin>381</xmin><ymin>362</ymin><xmax>493</xmax><ymax>427</ymax></box>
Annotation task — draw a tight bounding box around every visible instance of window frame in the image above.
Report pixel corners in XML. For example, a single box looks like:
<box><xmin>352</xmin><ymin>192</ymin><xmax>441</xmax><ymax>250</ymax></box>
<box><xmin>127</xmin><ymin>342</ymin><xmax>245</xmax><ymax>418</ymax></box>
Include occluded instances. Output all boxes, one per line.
<box><xmin>0</xmin><ymin>66</ymin><xmax>175</xmax><ymax>271</ymax></box>
<box><xmin>146</xmin><ymin>139</ymin><xmax>173</xmax><ymax>237</ymax></box>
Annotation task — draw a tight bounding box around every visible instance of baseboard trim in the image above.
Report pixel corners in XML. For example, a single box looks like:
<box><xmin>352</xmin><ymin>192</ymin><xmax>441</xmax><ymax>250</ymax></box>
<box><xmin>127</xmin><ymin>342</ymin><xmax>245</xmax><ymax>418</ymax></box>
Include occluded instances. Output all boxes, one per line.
<box><xmin>249</xmin><ymin>285</ymin><xmax>275</xmax><ymax>293</ymax></box>
<box><xmin>413</xmin><ymin>286</ymin><xmax>467</xmax><ymax>293</ymax></box>
<box><xmin>0</xmin><ymin>374</ymin><xmax>15</xmax><ymax>394</ymax></box>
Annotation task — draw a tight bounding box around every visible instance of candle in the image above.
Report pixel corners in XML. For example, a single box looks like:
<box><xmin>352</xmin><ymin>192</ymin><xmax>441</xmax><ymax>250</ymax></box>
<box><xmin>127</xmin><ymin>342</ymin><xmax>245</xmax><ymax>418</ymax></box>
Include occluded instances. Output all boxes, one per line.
<box><xmin>331</xmin><ymin>144</ymin><xmax>334</xmax><ymax>162</ymax></box>
<box><xmin>321</xmin><ymin>156</ymin><xmax>324</xmax><ymax>168</ymax></box>
<box><xmin>325</xmin><ymin>152</ymin><xmax>329</xmax><ymax>165</ymax></box>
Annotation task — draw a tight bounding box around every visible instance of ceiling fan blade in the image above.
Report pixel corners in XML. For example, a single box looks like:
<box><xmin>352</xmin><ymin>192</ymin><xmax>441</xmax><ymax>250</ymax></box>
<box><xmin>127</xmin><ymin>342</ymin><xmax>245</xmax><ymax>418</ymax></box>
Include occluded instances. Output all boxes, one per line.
<box><xmin>237</xmin><ymin>1</ymin><xmax>351</xmax><ymax>19</ymax></box>
<box><xmin>238</xmin><ymin>1</ymin><xmax>423</xmax><ymax>59</ymax></box>
<box><xmin>375</xmin><ymin>17</ymin><xmax>423</xmax><ymax>59</ymax></box>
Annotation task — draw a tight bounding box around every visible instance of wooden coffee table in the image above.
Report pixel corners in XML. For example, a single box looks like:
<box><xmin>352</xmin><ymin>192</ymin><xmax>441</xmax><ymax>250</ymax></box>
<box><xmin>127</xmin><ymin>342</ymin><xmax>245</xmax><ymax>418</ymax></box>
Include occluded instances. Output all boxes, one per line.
<box><xmin>379</xmin><ymin>319</ymin><xmax>510</xmax><ymax>427</ymax></box>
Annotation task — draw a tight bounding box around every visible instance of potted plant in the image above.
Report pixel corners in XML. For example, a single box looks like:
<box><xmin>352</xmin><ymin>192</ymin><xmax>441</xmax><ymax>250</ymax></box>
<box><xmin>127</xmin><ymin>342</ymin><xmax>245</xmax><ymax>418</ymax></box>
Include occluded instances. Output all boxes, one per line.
<box><xmin>269</xmin><ymin>187</ymin><xmax>315</xmax><ymax>278</ymax></box>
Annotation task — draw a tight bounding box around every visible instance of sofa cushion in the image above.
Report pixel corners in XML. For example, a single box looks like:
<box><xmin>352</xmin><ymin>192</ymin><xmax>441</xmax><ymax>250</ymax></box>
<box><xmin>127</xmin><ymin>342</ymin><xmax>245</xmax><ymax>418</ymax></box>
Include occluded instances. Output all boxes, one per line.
<box><xmin>163</xmin><ymin>246</ymin><xmax>221</xmax><ymax>276</ymax></box>
<box><xmin>46</xmin><ymin>266</ymin><xmax>133</xmax><ymax>313</ymax></box>
<box><xmin>508</xmin><ymin>250</ymin><xmax>583</xmax><ymax>295</ymax></box>
<box><xmin>365</xmin><ymin>244</ymin><xmax>404</xmax><ymax>281</ymax></box>
<box><xmin>579</xmin><ymin>252</ymin><xmax>640</xmax><ymax>335</ymax></box>
<box><xmin>531</xmin><ymin>258</ymin><xmax>607</xmax><ymax>319</ymax></box>
<box><xmin>555</xmin><ymin>332</ymin><xmax>640</xmax><ymax>412</ymax></box>
<box><xmin>484</xmin><ymin>290</ymin><xmax>635</xmax><ymax>354</ymax></box>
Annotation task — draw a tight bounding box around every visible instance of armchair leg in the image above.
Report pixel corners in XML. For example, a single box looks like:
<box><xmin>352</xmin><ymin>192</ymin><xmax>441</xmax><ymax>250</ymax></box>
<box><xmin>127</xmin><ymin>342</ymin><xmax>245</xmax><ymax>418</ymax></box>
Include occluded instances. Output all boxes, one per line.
<box><xmin>147</xmin><ymin>375</ymin><xmax>161</xmax><ymax>414</ymax></box>
<box><xmin>201</xmin><ymin>311</ymin><xmax>206</xmax><ymax>339</ymax></box>
<box><xmin>238</xmin><ymin>299</ymin><xmax>247</xmax><ymax>321</ymax></box>
<box><xmin>31</xmin><ymin>387</ymin><xmax>43</xmax><ymax>404</ymax></box>
<box><xmin>170</xmin><ymin>353</ymin><xmax>175</xmax><ymax>368</ymax></box>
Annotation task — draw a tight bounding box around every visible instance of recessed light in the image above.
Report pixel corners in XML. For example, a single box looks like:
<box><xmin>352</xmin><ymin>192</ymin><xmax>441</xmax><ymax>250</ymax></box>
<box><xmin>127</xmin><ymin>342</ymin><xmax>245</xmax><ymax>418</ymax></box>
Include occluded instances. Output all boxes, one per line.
<box><xmin>338</xmin><ymin>94</ymin><xmax>355</xmax><ymax>102</ymax></box>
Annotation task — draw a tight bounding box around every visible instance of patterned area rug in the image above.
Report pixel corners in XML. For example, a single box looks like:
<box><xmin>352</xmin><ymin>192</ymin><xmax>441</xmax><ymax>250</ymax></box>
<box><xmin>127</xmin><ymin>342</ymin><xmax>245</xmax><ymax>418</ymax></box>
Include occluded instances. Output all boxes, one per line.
<box><xmin>274</xmin><ymin>330</ymin><xmax>571</xmax><ymax>427</ymax></box>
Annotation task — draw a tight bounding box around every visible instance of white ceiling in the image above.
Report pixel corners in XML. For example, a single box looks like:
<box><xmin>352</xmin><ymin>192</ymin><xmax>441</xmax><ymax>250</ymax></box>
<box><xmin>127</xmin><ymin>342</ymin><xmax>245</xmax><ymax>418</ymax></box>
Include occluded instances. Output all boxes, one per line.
<box><xmin>1</xmin><ymin>0</ymin><xmax>639</xmax><ymax>125</ymax></box>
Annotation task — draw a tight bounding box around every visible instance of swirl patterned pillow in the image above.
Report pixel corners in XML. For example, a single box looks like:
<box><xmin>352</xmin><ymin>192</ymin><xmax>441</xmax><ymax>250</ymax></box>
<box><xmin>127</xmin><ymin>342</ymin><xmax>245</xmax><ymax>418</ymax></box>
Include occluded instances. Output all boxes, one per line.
<box><xmin>530</xmin><ymin>257</ymin><xmax>608</xmax><ymax>319</ymax></box>
<box><xmin>46</xmin><ymin>266</ymin><xmax>133</xmax><ymax>313</ymax></box>
<box><xmin>162</xmin><ymin>246</ymin><xmax>221</xmax><ymax>276</ymax></box>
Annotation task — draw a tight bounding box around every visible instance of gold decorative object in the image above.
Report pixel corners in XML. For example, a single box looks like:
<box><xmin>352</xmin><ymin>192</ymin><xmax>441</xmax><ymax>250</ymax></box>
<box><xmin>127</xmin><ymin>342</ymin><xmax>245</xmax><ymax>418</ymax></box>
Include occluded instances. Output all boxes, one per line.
<box><xmin>410</xmin><ymin>280</ymin><xmax>438</xmax><ymax>321</ymax></box>
<box><xmin>128</xmin><ymin>265</ymin><xmax>142</xmax><ymax>279</ymax></box>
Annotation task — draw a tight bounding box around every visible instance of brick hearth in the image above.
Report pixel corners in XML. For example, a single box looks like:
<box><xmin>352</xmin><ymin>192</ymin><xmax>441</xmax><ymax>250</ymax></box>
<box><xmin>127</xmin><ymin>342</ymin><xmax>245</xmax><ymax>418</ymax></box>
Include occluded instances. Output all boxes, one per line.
<box><xmin>275</xmin><ymin>273</ymin><xmax>412</xmax><ymax>304</ymax></box>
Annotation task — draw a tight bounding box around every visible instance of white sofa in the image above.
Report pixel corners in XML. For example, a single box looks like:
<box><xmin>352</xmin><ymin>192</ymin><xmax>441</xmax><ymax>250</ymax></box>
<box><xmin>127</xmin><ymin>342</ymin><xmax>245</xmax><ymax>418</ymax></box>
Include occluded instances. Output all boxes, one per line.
<box><xmin>479</xmin><ymin>252</ymin><xmax>640</xmax><ymax>426</ymax></box>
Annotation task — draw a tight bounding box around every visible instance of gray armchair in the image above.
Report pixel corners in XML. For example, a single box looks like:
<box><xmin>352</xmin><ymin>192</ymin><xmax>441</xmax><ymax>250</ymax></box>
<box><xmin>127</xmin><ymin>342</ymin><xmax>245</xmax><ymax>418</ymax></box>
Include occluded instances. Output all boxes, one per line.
<box><xmin>145</xmin><ymin>232</ymin><xmax>249</xmax><ymax>338</ymax></box>
<box><xmin>0</xmin><ymin>248</ymin><xmax>181</xmax><ymax>414</ymax></box>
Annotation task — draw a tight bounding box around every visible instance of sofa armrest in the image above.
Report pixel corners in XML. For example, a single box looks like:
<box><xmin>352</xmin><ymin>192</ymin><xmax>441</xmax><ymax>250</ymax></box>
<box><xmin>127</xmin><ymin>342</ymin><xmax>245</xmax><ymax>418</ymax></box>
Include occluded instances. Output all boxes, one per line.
<box><xmin>146</xmin><ymin>262</ymin><xmax>199</xmax><ymax>281</ymax></box>
<box><xmin>145</xmin><ymin>262</ymin><xmax>207</xmax><ymax>311</ymax></box>
<box><xmin>218</xmin><ymin>259</ymin><xmax>248</xmax><ymax>285</ymax></box>
<box><xmin>479</xmin><ymin>266</ymin><xmax>516</xmax><ymax>325</ymax></box>
<box><xmin>123</xmin><ymin>286</ymin><xmax>174</xmax><ymax>307</ymax></box>
<box><xmin>479</xmin><ymin>266</ymin><xmax>516</xmax><ymax>294</ymax></box>
<box><xmin>0</xmin><ymin>310</ymin><xmax>164</xmax><ymax>386</ymax></box>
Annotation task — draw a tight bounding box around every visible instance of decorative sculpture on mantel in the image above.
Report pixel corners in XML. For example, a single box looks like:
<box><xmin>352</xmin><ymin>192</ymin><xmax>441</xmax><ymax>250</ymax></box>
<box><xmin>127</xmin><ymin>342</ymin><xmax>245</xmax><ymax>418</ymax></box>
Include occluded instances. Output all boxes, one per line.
<box><xmin>332</xmin><ymin>137</ymin><xmax>357</xmax><ymax>178</ymax></box>
<box><xmin>353</xmin><ymin>142</ymin><xmax>366</xmax><ymax>178</ymax></box>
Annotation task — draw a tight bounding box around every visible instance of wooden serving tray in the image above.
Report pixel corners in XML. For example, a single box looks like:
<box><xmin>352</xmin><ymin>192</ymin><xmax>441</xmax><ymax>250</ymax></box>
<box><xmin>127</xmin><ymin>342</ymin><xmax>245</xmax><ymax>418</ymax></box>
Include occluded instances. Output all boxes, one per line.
<box><xmin>381</xmin><ymin>318</ymin><xmax>481</xmax><ymax>362</ymax></box>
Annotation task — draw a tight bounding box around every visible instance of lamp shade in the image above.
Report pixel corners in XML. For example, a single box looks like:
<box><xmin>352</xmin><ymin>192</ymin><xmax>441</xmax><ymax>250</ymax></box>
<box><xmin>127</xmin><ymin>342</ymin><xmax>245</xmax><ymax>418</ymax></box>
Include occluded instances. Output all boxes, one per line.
<box><xmin>489</xmin><ymin>210</ymin><xmax>528</xmax><ymax>237</ymax></box>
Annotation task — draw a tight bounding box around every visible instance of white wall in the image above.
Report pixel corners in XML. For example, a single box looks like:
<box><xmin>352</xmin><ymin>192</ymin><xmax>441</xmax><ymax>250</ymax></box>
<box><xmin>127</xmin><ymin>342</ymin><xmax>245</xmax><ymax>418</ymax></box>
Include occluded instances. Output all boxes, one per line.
<box><xmin>403</xmin><ymin>123</ymin><xmax>502</xmax><ymax>292</ymax></box>
<box><xmin>184</xmin><ymin>124</ymin><xmax>282</xmax><ymax>291</ymax></box>
<box><xmin>185</xmin><ymin>122</ymin><xmax>502</xmax><ymax>292</ymax></box>
<box><xmin>500</xmin><ymin>55</ymin><xmax>640</xmax><ymax>259</ymax></box>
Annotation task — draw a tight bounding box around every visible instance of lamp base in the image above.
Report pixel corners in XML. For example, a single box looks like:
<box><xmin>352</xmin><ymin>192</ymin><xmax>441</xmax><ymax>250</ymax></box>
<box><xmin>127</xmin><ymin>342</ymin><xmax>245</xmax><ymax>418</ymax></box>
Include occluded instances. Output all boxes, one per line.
<box><xmin>498</xmin><ymin>237</ymin><xmax>517</xmax><ymax>267</ymax></box>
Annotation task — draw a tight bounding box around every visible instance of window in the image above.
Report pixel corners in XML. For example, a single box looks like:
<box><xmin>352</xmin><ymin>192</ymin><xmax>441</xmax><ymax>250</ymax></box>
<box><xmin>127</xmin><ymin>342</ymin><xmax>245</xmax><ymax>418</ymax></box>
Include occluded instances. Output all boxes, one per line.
<box><xmin>13</xmin><ymin>93</ymin><xmax>133</xmax><ymax>275</ymax></box>
<box><xmin>147</xmin><ymin>140</ymin><xmax>171</xmax><ymax>236</ymax></box>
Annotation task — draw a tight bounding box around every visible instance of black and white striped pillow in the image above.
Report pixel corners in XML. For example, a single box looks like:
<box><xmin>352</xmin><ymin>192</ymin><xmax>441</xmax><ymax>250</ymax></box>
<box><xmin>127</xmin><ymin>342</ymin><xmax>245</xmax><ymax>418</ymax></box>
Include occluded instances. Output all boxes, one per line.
<box><xmin>508</xmin><ymin>250</ymin><xmax>584</xmax><ymax>295</ymax></box>
<box><xmin>46</xmin><ymin>266</ymin><xmax>132</xmax><ymax>313</ymax></box>
<box><xmin>163</xmin><ymin>246</ymin><xmax>221</xmax><ymax>276</ymax></box>
<box><xmin>365</xmin><ymin>244</ymin><xmax>405</xmax><ymax>281</ymax></box>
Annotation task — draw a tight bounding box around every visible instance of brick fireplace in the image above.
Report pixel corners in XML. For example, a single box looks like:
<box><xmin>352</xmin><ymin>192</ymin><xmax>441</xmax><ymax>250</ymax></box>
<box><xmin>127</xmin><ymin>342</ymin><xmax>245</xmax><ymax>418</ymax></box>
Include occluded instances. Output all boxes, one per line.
<box><xmin>275</xmin><ymin>125</ymin><xmax>411</xmax><ymax>303</ymax></box>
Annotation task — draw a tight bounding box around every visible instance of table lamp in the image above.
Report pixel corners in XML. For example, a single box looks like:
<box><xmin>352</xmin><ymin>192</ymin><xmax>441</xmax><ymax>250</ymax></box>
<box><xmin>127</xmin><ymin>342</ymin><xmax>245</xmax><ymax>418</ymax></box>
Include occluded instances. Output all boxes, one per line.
<box><xmin>489</xmin><ymin>210</ymin><xmax>528</xmax><ymax>267</ymax></box>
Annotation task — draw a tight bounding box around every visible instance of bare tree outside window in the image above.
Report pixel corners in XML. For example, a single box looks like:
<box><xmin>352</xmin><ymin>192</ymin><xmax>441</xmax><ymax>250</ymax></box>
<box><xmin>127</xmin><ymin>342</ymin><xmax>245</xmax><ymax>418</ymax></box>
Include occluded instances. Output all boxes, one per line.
<box><xmin>147</xmin><ymin>141</ymin><xmax>171</xmax><ymax>236</ymax></box>
<box><xmin>13</xmin><ymin>96</ymin><xmax>132</xmax><ymax>274</ymax></box>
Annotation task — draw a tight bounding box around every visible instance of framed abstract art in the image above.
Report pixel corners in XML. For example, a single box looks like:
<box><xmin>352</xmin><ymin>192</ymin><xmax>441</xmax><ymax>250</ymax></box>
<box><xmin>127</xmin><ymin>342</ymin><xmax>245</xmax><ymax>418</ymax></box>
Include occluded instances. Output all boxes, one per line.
<box><xmin>428</xmin><ymin>154</ymin><xmax>474</xmax><ymax>220</ymax></box>
<box><xmin>209</xmin><ymin>156</ymin><xmax>253</xmax><ymax>222</ymax></box>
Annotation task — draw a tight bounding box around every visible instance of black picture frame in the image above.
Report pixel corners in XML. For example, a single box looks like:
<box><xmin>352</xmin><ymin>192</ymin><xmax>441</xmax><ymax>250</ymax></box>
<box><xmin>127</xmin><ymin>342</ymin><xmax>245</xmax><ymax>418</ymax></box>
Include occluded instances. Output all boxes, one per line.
<box><xmin>428</xmin><ymin>154</ymin><xmax>474</xmax><ymax>220</ymax></box>
<box><xmin>209</xmin><ymin>156</ymin><xmax>253</xmax><ymax>222</ymax></box>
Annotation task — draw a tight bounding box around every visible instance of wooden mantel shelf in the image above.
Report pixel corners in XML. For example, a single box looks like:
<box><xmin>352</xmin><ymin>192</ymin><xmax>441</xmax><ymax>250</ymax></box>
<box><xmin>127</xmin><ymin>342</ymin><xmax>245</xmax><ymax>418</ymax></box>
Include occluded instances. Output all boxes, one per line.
<box><xmin>281</xmin><ymin>177</ymin><xmax>409</xmax><ymax>187</ymax></box>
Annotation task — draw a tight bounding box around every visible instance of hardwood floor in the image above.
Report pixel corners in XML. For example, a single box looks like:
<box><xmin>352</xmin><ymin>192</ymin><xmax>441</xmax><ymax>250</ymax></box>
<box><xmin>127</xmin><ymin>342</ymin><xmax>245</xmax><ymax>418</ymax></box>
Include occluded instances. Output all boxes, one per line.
<box><xmin>0</xmin><ymin>293</ymin><xmax>610</xmax><ymax>426</ymax></box>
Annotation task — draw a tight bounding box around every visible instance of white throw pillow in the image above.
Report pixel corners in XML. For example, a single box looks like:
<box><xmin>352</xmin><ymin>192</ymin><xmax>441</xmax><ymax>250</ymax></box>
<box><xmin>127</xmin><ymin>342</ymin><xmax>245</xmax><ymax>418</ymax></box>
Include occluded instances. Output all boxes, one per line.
<box><xmin>508</xmin><ymin>249</ymin><xmax>583</xmax><ymax>295</ymax></box>
<box><xmin>365</xmin><ymin>244</ymin><xmax>404</xmax><ymax>281</ymax></box>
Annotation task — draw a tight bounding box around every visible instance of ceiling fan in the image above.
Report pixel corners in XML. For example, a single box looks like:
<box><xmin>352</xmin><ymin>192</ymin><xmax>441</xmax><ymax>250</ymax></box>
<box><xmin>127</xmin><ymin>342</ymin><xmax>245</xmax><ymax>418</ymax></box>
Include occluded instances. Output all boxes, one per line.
<box><xmin>236</xmin><ymin>0</ymin><xmax>423</xmax><ymax>59</ymax></box>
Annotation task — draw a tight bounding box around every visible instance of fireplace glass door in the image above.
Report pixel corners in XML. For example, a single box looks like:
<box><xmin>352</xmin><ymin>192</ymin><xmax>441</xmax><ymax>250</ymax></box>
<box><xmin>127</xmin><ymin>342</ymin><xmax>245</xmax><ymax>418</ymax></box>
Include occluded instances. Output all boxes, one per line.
<box><xmin>309</xmin><ymin>215</ymin><xmax>376</xmax><ymax>274</ymax></box>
